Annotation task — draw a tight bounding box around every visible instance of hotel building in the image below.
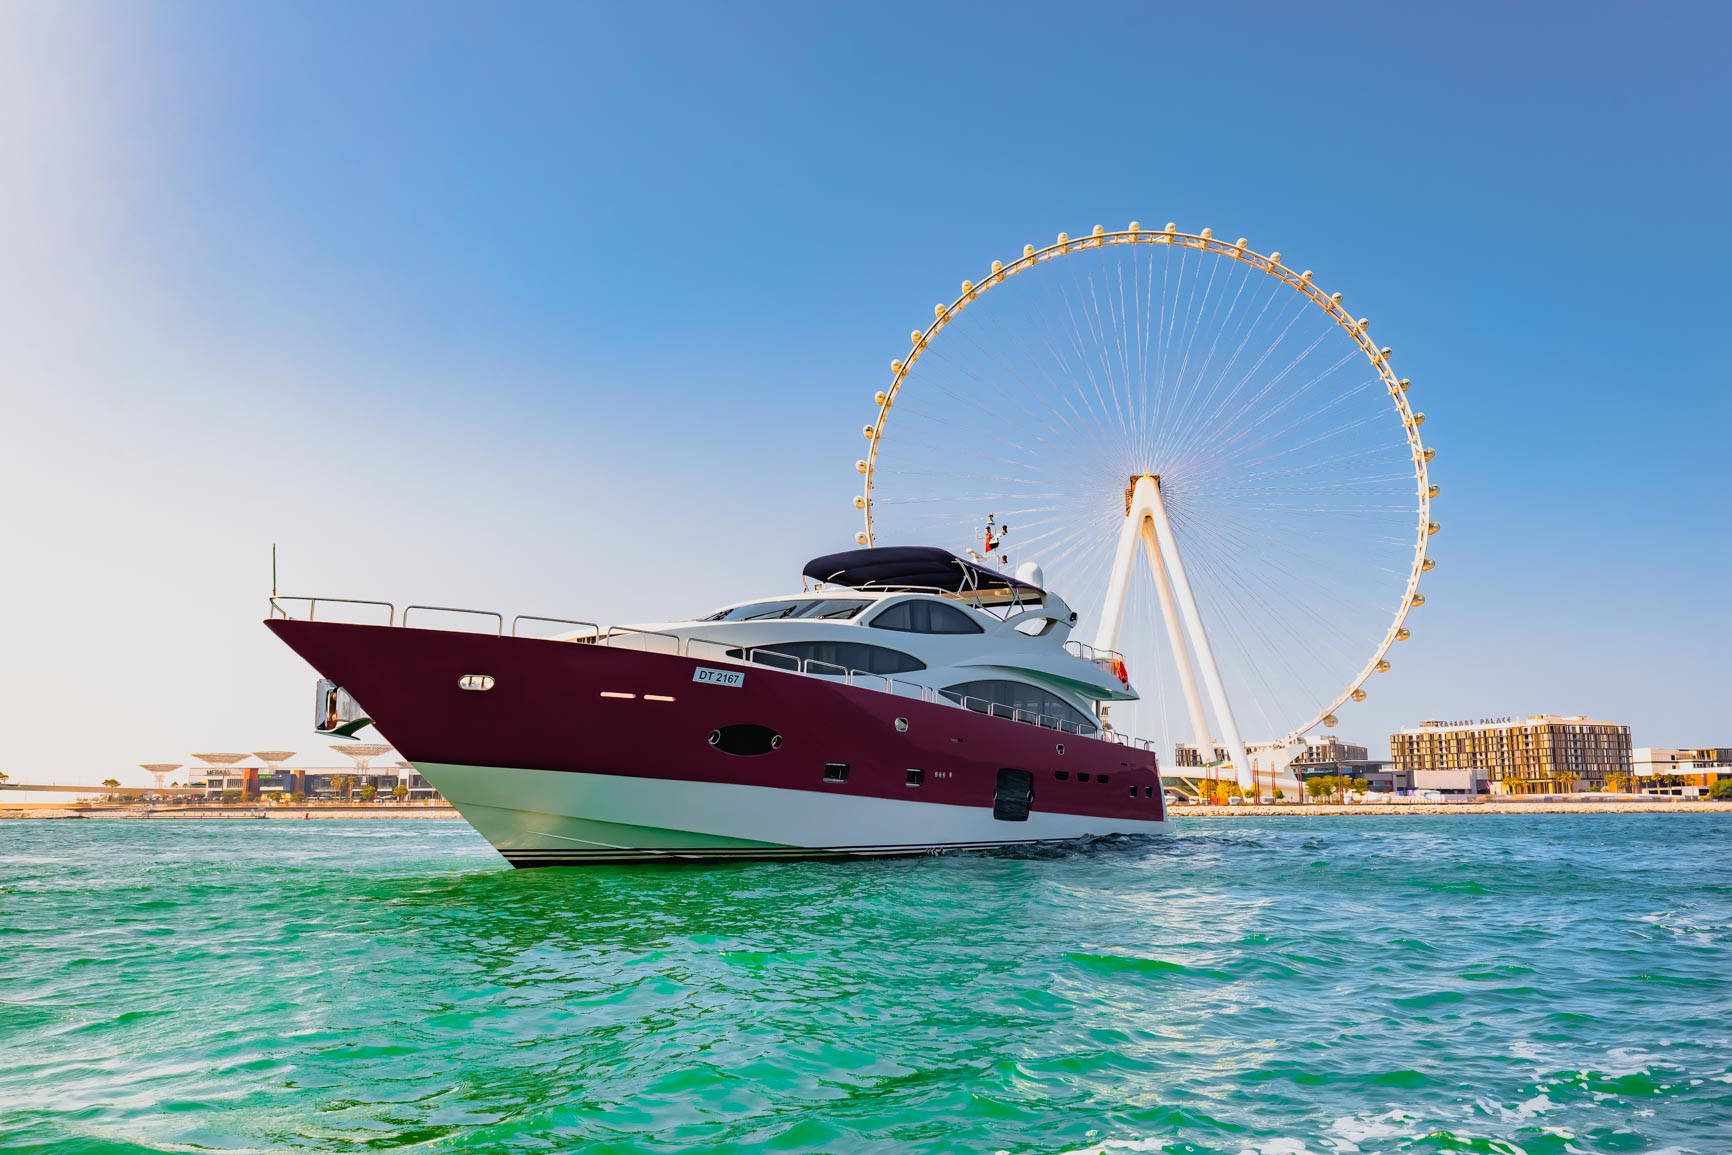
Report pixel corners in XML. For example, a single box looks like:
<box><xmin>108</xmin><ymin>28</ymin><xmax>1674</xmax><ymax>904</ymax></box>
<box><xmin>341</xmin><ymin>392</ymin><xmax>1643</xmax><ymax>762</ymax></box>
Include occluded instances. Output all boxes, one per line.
<box><xmin>1389</xmin><ymin>715</ymin><xmax>1632</xmax><ymax>795</ymax></box>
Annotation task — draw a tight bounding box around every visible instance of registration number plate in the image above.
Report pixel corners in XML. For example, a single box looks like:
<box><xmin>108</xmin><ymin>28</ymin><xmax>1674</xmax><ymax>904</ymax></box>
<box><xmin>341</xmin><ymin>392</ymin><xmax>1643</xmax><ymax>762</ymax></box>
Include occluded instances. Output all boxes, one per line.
<box><xmin>693</xmin><ymin>667</ymin><xmax>745</xmax><ymax>688</ymax></box>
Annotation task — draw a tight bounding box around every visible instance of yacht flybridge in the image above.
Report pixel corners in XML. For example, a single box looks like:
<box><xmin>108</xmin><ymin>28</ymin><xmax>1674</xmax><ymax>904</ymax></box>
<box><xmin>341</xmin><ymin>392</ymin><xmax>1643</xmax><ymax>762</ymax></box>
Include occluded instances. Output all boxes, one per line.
<box><xmin>266</xmin><ymin>546</ymin><xmax>1168</xmax><ymax>865</ymax></box>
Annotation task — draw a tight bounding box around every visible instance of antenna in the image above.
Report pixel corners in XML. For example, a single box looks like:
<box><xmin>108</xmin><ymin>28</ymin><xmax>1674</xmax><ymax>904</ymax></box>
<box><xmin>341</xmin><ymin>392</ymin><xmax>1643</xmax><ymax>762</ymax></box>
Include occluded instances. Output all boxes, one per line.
<box><xmin>272</xmin><ymin>543</ymin><xmax>278</xmax><ymax>599</ymax></box>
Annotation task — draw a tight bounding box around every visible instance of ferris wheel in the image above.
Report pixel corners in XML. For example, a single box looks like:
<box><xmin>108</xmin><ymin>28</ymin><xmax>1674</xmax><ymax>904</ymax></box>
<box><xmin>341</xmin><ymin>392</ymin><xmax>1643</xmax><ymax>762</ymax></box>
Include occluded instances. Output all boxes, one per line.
<box><xmin>855</xmin><ymin>223</ymin><xmax>1437</xmax><ymax>787</ymax></box>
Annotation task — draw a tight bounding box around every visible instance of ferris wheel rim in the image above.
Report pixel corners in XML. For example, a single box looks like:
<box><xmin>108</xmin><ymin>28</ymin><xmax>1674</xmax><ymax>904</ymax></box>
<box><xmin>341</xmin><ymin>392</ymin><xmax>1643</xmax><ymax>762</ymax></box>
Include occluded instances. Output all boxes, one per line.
<box><xmin>857</xmin><ymin>223</ymin><xmax>1436</xmax><ymax>747</ymax></box>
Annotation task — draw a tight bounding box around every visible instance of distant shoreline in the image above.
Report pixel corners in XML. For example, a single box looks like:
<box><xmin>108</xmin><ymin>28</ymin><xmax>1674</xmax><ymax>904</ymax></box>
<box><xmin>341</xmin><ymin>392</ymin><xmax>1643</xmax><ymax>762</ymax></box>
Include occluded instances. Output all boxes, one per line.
<box><xmin>4</xmin><ymin>801</ymin><xmax>1724</xmax><ymax>822</ymax></box>
<box><xmin>1179</xmin><ymin>800</ymin><xmax>1727</xmax><ymax>817</ymax></box>
<box><xmin>0</xmin><ymin>805</ymin><xmax>465</xmax><ymax>820</ymax></box>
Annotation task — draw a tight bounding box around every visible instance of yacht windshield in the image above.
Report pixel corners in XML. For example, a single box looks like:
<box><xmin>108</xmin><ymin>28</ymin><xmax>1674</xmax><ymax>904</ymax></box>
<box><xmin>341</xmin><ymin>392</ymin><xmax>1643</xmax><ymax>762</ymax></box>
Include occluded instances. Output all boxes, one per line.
<box><xmin>702</xmin><ymin>598</ymin><xmax>872</xmax><ymax>622</ymax></box>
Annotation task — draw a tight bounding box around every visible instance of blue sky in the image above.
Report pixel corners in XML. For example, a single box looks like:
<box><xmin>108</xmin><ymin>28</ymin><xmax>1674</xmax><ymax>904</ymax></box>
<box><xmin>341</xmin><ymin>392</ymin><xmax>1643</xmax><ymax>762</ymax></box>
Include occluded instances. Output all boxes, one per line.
<box><xmin>1</xmin><ymin>2</ymin><xmax>1727</xmax><ymax>782</ymax></box>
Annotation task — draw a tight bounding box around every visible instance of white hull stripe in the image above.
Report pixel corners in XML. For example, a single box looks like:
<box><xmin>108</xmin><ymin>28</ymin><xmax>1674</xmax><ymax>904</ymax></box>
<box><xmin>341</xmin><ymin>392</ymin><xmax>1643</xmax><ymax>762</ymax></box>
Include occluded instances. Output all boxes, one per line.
<box><xmin>413</xmin><ymin>762</ymin><xmax>1166</xmax><ymax>862</ymax></box>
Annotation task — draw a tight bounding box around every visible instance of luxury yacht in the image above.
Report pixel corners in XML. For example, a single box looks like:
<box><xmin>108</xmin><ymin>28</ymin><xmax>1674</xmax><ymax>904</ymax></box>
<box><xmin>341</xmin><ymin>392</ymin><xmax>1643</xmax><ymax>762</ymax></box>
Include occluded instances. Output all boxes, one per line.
<box><xmin>267</xmin><ymin>546</ymin><xmax>1168</xmax><ymax>865</ymax></box>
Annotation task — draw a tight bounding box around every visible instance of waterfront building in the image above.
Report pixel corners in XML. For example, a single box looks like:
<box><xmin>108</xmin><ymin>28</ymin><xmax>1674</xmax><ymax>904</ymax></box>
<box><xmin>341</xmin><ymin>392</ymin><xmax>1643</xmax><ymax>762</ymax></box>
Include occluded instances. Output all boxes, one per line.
<box><xmin>1292</xmin><ymin>737</ymin><xmax>1371</xmax><ymax>766</ymax></box>
<box><xmin>1173</xmin><ymin>742</ymin><xmax>1230</xmax><ymax>768</ymax></box>
<box><xmin>190</xmin><ymin>753</ymin><xmax>253</xmax><ymax>797</ymax></box>
<box><xmin>1411</xmin><ymin>768</ymin><xmax>1490</xmax><ymax>797</ymax></box>
<box><xmin>1389</xmin><ymin>715</ymin><xmax>1632</xmax><ymax>795</ymax></box>
<box><xmin>1178</xmin><ymin>737</ymin><xmax>1374</xmax><ymax>796</ymax></box>
<box><xmin>1294</xmin><ymin>761</ymin><xmax>1409</xmax><ymax>794</ymax></box>
<box><xmin>1632</xmin><ymin>747</ymin><xmax>1732</xmax><ymax>797</ymax></box>
<box><xmin>1291</xmin><ymin>737</ymin><xmax>1402</xmax><ymax>796</ymax></box>
<box><xmin>185</xmin><ymin>749</ymin><xmax>441</xmax><ymax>802</ymax></box>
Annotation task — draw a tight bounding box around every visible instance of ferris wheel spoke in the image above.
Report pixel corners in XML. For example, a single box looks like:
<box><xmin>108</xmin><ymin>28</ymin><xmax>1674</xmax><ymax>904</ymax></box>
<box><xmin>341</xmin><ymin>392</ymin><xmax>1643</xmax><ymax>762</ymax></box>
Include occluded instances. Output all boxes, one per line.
<box><xmin>943</xmin><ymin>319</ymin><xmax>1117</xmax><ymax>454</ymax></box>
<box><xmin>1168</xmin><ymin>259</ymin><xmax>1261</xmax><ymax>443</ymax></box>
<box><xmin>1169</xmin><ymin>251</ymin><xmax>1230</xmax><ymax>420</ymax></box>
<box><xmin>889</xmin><ymin>403</ymin><xmax>1113</xmax><ymax>482</ymax></box>
<box><xmin>1167</xmin><ymin>511</ymin><xmax>1405</xmax><ymax>637</ymax></box>
<box><xmin>1227</xmin><ymin>439</ymin><xmax>1416</xmax><ymax>486</ymax></box>
<box><xmin>1154</xmin><ymin>274</ymin><xmax>1289</xmax><ymax>474</ymax></box>
<box><xmin>1082</xmin><ymin>281</ymin><xmax>1136</xmax><ymax>453</ymax></box>
<box><xmin>1206</xmin><ymin>374</ymin><xmax>1387</xmax><ymax>470</ymax></box>
<box><xmin>1172</xmin><ymin>541</ymin><xmax>1329</xmax><ymax>740</ymax></box>
<box><xmin>1156</xmin><ymin>290</ymin><xmax>1315</xmax><ymax>470</ymax></box>
<box><xmin>1175</xmin><ymin>377</ymin><xmax>1374</xmax><ymax>491</ymax></box>
<box><xmin>905</xmin><ymin>357</ymin><xmax>1099</xmax><ymax>455</ymax></box>
<box><xmin>1188</xmin><ymin>336</ymin><xmax>1348</xmax><ymax>465</ymax></box>
<box><xmin>1180</xmin><ymin>529</ymin><xmax>1372</xmax><ymax>694</ymax></box>
<box><xmin>1019</xmin><ymin>286</ymin><xmax>1121</xmax><ymax>446</ymax></box>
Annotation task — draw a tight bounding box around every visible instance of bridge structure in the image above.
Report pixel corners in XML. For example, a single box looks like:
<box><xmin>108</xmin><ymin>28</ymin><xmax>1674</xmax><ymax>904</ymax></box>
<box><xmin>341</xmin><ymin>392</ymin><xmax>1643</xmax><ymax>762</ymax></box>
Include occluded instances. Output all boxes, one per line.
<box><xmin>0</xmin><ymin>782</ymin><xmax>207</xmax><ymax>797</ymax></box>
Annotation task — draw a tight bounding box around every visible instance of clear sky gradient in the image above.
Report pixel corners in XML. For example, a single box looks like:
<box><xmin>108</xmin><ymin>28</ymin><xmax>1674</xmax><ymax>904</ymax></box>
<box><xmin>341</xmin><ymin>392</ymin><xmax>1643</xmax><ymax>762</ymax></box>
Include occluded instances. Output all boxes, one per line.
<box><xmin>1</xmin><ymin>2</ymin><xmax>1727</xmax><ymax>783</ymax></box>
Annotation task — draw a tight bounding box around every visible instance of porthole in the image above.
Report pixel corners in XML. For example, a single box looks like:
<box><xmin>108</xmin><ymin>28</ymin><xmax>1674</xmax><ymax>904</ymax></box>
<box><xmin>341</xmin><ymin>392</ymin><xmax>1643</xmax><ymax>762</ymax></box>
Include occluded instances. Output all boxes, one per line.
<box><xmin>894</xmin><ymin>717</ymin><xmax>909</xmax><ymax>733</ymax></box>
<box><xmin>1055</xmin><ymin>743</ymin><xmax>1065</xmax><ymax>756</ymax></box>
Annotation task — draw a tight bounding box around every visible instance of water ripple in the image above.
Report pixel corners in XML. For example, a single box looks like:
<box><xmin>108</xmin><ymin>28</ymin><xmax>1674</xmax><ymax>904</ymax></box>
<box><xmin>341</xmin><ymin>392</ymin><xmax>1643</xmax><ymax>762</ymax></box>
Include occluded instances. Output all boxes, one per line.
<box><xmin>2</xmin><ymin>814</ymin><xmax>1730</xmax><ymax>1153</ymax></box>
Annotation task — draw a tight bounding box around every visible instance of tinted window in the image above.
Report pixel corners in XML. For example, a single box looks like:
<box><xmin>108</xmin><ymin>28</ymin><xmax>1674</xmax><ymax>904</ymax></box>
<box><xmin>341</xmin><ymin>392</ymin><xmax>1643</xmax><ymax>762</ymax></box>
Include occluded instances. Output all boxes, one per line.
<box><xmin>941</xmin><ymin>679</ymin><xmax>1095</xmax><ymax>730</ymax></box>
<box><xmin>703</xmin><ymin>599</ymin><xmax>871</xmax><ymax>622</ymax></box>
<box><xmin>869</xmin><ymin>598</ymin><xmax>983</xmax><ymax>635</ymax></box>
<box><xmin>728</xmin><ymin>640</ymin><xmax>925</xmax><ymax>675</ymax></box>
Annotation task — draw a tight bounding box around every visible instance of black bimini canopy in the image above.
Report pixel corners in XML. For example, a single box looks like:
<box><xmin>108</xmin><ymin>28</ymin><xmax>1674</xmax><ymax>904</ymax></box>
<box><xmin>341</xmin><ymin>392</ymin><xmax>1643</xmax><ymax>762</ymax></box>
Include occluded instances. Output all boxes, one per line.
<box><xmin>802</xmin><ymin>546</ymin><xmax>1040</xmax><ymax>597</ymax></box>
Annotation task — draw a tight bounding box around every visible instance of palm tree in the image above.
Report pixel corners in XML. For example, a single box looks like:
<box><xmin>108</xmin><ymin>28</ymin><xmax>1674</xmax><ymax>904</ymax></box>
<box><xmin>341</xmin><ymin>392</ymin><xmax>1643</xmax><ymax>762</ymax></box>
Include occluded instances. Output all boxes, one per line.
<box><xmin>392</xmin><ymin>782</ymin><xmax>409</xmax><ymax>803</ymax></box>
<box><xmin>329</xmin><ymin>774</ymin><xmax>354</xmax><ymax>801</ymax></box>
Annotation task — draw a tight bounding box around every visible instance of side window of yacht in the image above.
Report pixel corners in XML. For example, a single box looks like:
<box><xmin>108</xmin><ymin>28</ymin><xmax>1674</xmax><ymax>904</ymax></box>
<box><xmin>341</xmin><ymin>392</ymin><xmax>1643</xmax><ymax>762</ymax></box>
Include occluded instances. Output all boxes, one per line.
<box><xmin>868</xmin><ymin>598</ymin><xmax>984</xmax><ymax>635</ymax></box>
<box><xmin>727</xmin><ymin>641</ymin><xmax>925</xmax><ymax>675</ymax></box>
<box><xmin>701</xmin><ymin>598</ymin><xmax>871</xmax><ymax>622</ymax></box>
<box><xmin>702</xmin><ymin>600</ymin><xmax>806</xmax><ymax>622</ymax></box>
<box><xmin>797</xmin><ymin>599</ymin><xmax>872</xmax><ymax>620</ymax></box>
<box><xmin>940</xmin><ymin>679</ymin><xmax>1095</xmax><ymax>731</ymax></box>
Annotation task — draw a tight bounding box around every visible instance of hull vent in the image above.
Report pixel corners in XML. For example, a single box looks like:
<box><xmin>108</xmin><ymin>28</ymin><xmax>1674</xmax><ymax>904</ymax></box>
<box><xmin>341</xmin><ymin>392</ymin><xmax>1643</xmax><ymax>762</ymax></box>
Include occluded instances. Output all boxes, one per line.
<box><xmin>708</xmin><ymin>725</ymin><xmax>782</xmax><ymax>756</ymax></box>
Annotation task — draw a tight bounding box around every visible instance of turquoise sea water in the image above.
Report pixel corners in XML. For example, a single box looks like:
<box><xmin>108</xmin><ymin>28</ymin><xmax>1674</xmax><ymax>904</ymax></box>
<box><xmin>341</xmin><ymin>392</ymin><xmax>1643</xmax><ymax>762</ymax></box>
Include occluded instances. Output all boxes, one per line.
<box><xmin>2</xmin><ymin>815</ymin><xmax>1729</xmax><ymax>1154</ymax></box>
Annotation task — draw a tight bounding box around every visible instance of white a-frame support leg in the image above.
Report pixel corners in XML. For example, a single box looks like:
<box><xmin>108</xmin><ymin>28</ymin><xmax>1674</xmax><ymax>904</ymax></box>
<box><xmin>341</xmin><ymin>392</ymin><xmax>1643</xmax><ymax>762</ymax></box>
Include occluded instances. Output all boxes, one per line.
<box><xmin>1095</xmin><ymin>475</ymin><xmax>1254</xmax><ymax>790</ymax></box>
<box><xmin>1099</xmin><ymin>512</ymin><xmax>1214</xmax><ymax>767</ymax></box>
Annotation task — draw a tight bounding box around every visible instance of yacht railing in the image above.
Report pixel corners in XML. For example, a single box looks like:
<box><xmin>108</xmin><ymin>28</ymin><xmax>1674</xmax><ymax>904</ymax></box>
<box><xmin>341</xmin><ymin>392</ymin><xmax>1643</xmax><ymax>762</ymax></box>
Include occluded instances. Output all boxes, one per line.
<box><xmin>269</xmin><ymin>596</ymin><xmax>1159</xmax><ymax>752</ymax></box>
<box><xmin>403</xmin><ymin>605</ymin><xmax>505</xmax><ymax>633</ymax></box>
<box><xmin>511</xmin><ymin>615</ymin><xmax>601</xmax><ymax>639</ymax></box>
<box><xmin>1064</xmin><ymin>638</ymin><xmax>1127</xmax><ymax>677</ymax></box>
<box><xmin>270</xmin><ymin>596</ymin><xmax>396</xmax><ymax>626</ymax></box>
